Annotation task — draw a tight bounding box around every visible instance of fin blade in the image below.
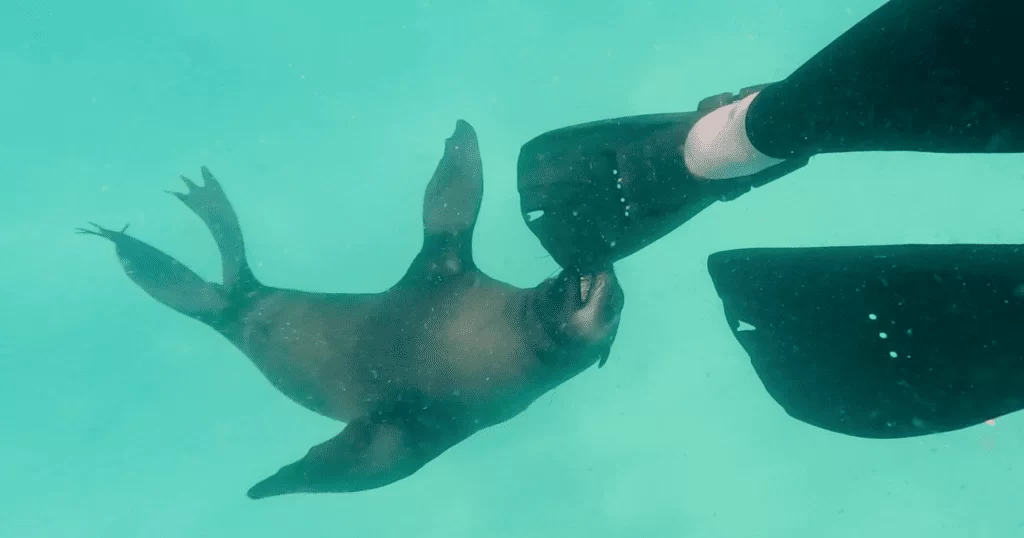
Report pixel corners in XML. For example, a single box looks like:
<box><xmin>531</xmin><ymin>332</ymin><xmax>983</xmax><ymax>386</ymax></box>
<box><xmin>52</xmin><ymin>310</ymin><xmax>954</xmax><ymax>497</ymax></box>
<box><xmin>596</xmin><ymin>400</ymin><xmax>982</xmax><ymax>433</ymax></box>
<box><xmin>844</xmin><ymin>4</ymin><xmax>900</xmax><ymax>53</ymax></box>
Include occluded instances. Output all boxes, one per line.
<box><xmin>707</xmin><ymin>244</ymin><xmax>1024</xmax><ymax>439</ymax></box>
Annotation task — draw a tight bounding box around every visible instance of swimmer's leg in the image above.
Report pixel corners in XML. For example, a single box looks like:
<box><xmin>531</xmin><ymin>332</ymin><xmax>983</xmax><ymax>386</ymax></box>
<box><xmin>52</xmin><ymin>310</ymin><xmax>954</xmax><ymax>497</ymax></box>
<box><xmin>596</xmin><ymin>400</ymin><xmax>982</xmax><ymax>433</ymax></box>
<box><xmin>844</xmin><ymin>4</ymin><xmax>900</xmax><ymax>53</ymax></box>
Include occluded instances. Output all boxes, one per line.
<box><xmin>747</xmin><ymin>0</ymin><xmax>1023</xmax><ymax>158</ymax></box>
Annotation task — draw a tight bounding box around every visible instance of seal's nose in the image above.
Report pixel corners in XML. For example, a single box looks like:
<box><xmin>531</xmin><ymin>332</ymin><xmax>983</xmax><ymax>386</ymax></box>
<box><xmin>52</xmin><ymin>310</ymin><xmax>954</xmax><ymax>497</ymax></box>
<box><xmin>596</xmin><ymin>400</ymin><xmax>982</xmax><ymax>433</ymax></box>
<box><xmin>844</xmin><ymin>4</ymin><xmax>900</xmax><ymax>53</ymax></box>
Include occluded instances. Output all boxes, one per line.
<box><xmin>573</xmin><ymin>270</ymin><xmax>624</xmax><ymax>336</ymax></box>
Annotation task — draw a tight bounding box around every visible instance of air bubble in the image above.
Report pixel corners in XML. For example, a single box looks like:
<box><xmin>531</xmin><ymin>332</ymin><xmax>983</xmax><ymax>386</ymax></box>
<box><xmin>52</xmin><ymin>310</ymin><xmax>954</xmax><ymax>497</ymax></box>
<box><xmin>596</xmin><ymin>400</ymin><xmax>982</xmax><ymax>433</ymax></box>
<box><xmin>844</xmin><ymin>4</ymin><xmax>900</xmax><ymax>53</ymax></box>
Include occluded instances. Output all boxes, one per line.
<box><xmin>889</xmin><ymin>351</ymin><xmax>898</xmax><ymax>358</ymax></box>
<box><xmin>879</xmin><ymin>332</ymin><xmax>888</xmax><ymax>339</ymax></box>
<box><xmin>868</xmin><ymin>313</ymin><xmax>877</xmax><ymax>320</ymax></box>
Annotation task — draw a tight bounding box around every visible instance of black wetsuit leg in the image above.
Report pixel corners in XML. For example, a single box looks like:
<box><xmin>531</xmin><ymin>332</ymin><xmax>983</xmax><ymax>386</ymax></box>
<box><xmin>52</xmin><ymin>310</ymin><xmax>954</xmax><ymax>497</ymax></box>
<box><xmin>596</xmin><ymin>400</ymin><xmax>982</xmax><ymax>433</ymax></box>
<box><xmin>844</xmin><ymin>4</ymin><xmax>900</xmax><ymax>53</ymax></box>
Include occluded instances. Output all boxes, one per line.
<box><xmin>746</xmin><ymin>0</ymin><xmax>1024</xmax><ymax>158</ymax></box>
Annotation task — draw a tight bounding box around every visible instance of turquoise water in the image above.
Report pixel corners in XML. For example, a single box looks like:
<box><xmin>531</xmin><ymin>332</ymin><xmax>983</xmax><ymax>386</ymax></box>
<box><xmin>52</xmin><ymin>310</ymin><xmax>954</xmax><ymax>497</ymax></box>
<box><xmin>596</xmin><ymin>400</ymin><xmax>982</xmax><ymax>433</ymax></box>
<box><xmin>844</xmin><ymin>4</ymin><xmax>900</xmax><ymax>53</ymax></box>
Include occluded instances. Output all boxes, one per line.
<box><xmin>4</xmin><ymin>0</ymin><xmax>1023</xmax><ymax>536</ymax></box>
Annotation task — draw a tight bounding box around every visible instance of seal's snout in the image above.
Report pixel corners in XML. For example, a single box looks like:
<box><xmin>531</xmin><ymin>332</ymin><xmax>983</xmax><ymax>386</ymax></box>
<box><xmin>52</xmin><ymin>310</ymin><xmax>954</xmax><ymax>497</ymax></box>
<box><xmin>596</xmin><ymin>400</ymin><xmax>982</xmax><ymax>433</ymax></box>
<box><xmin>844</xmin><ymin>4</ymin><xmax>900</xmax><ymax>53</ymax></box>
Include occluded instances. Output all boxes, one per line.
<box><xmin>572</xmin><ymin>269</ymin><xmax>624</xmax><ymax>338</ymax></box>
<box><xmin>578</xmin><ymin>273</ymin><xmax>593</xmax><ymax>303</ymax></box>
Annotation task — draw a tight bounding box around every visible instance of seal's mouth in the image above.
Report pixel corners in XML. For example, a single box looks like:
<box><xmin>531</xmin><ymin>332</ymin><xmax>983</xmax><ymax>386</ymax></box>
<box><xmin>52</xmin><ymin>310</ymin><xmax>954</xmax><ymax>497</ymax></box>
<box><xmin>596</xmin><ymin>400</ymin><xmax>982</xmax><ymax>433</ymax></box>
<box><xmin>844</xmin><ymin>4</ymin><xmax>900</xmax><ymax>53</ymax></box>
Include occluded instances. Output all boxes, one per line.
<box><xmin>570</xmin><ymin>270</ymin><xmax>624</xmax><ymax>340</ymax></box>
<box><xmin>535</xmin><ymin>268</ymin><xmax>625</xmax><ymax>369</ymax></box>
<box><xmin>579</xmin><ymin>273</ymin><xmax>595</xmax><ymax>303</ymax></box>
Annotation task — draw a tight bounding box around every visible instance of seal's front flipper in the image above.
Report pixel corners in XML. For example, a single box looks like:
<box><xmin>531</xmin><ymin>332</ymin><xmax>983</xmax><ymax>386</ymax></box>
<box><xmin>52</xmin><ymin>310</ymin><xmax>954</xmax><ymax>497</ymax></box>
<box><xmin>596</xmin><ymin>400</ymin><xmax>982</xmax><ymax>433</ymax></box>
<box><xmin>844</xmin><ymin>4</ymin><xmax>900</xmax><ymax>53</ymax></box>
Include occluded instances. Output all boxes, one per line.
<box><xmin>167</xmin><ymin>167</ymin><xmax>257</xmax><ymax>293</ymax></box>
<box><xmin>403</xmin><ymin>120</ymin><xmax>484</xmax><ymax>282</ymax></box>
<box><xmin>77</xmin><ymin>223</ymin><xmax>229</xmax><ymax>323</ymax></box>
<box><xmin>247</xmin><ymin>406</ymin><xmax>465</xmax><ymax>499</ymax></box>
<box><xmin>422</xmin><ymin>120</ymin><xmax>483</xmax><ymax>238</ymax></box>
<box><xmin>517</xmin><ymin>94</ymin><xmax>809</xmax><ymax>270</ymax></box>
<box><xmin>707</xmin><ymin>244</ymin><xmax>1024</xmax><ymax>439</ymax></box>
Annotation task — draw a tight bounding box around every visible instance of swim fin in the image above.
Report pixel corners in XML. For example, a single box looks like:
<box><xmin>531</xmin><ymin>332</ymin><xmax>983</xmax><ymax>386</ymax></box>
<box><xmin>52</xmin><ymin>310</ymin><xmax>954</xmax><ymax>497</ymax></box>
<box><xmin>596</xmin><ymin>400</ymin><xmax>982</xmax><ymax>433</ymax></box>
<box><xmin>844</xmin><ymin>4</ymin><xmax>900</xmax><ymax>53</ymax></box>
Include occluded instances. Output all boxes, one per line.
<box><xmin>707</xmin><ymin>243</ymin><xmax>1024</xmax><ymax>439</ymax></box>
<box><xmin>517</xmin><ymin>84</ymin><xmax>809</xmax><ymax>270</ymax></box>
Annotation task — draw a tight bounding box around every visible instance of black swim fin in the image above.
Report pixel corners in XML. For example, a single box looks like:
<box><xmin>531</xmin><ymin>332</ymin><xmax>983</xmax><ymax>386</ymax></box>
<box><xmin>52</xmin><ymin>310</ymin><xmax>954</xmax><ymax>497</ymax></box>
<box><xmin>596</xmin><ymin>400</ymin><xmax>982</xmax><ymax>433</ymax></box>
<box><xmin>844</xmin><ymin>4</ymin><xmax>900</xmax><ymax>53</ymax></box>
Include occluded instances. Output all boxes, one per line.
<box><xmin>707</xmin><ymin>243</ymin><xmax>1024</xmax><ymax>439</ymax></box>
<box><xmin>517</xmin><ymin>84</ymin><xmax>809</xmax><ymax>270</ymax></box>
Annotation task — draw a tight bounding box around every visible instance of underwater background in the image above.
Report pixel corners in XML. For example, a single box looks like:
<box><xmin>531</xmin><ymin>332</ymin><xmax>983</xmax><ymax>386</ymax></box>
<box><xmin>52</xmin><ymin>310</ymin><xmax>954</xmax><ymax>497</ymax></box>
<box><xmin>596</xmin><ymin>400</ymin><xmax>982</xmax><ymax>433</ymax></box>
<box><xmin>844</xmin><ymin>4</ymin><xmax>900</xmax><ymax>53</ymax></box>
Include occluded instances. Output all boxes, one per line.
<box><xmin>3</xmin><ymin>0</ymin><xmax>1023</xmax><ymax>536</ymax></box>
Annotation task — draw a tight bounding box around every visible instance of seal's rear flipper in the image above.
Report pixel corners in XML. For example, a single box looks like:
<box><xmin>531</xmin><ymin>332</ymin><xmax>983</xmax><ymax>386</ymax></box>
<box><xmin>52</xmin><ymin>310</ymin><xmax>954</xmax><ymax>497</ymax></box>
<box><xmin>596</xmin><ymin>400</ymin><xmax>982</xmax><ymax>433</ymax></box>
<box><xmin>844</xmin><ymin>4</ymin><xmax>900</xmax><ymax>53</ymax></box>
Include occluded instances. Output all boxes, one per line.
<box><xmin>80</xmin><ymin>167</ymin><xmax>261</xmax><ymax>325</ymax></box>
<box><xmin>247</xmin><ymin>406</ymin><xmax>463</xmax><ymax>499</ymax></box>
<box><xmin>167</xmin><ymin>167</ymin><xmax>257</xmax><ymax>293</ymax></box>
<box><xmin>76</xmin><ymin>223</ymin><xmax>230</xmax><ymax>323</ymax></box>
<box><xmin>707</xmin><ymin>244</ymin><xmax>1024</xmax><ymax>439</ymax></box>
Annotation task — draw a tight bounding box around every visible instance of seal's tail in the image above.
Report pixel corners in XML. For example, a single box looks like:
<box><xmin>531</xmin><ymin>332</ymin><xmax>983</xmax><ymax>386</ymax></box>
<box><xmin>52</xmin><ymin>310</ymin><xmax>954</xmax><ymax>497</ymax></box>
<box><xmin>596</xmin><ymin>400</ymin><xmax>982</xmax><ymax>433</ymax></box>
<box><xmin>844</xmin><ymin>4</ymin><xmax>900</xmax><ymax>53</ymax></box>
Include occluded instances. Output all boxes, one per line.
<box><xmin>77</xmin><ymin>166</ymin><xmax>259</xmax><ymax>326</ymax></box>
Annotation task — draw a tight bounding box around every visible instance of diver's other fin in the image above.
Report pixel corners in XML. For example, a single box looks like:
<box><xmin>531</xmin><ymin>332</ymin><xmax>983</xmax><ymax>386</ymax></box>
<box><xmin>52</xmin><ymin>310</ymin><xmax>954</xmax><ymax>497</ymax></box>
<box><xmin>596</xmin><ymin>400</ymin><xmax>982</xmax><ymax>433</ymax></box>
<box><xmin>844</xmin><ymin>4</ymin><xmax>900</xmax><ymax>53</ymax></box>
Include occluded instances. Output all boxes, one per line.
<box><xmin>707</xmin><ymin>243</ymin><xmax>1024</xmax><ymax>439</ymax></box>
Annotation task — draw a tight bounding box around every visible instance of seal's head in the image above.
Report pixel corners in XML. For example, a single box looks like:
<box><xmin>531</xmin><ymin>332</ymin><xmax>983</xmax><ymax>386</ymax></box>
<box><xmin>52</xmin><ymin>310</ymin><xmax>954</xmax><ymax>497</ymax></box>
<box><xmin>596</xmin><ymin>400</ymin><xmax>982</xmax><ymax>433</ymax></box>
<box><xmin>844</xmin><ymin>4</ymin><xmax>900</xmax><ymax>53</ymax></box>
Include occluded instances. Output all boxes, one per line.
<box><xmin>530</xmin><ymin>266</ymin><xmax>625</xmax><ymax>372</ymax></box>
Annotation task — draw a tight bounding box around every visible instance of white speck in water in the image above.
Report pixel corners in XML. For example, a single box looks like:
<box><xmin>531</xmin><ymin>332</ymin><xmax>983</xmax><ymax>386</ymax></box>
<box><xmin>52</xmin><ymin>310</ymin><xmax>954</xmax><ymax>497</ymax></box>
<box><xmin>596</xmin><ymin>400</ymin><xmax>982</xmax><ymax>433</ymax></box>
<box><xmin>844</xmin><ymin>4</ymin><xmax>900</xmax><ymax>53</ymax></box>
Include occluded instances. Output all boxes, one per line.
<box><xmin>879</xmin><ymin>332</ymin><xmax>888</xmax><ymax>339</ymax></box>
<box><xmin>889</xmin><ymin>351</ymin><xmax>898</xmax><ymax>358</ymax></box>
<box><xmin>868</xmin><ymin>313</ymin><xmax>877</xmax><ymax>320</ymax></box>
<box><xmin>370</xmin><ymin>369</ymin><xmax>378</xmax><ymax>380</ymax></box>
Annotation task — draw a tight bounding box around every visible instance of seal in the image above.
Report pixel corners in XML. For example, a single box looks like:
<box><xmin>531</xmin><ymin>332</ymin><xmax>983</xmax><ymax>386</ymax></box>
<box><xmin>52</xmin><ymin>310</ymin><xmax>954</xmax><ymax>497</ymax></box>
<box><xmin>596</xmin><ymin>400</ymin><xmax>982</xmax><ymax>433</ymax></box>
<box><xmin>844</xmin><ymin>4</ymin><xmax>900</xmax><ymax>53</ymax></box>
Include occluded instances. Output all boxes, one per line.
<box><xmin>78</xmin><ymin>120</ymin><xmax>625</xmax><ymax>499</ymax></box>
